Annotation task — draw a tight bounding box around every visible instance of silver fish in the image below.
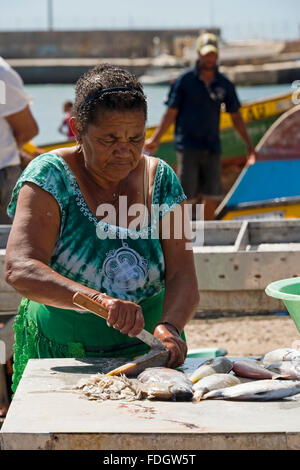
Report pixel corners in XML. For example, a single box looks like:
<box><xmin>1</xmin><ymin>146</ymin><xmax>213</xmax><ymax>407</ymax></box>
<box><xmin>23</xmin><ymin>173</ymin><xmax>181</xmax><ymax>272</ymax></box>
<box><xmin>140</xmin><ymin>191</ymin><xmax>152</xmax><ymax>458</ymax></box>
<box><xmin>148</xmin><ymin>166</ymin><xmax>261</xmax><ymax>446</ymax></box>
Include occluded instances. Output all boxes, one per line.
<box><xmin>232</xmin><ymin>359</ymin><xmax>285</xmax><ymax>380</ymax></box>
<box><xmin>189</xmin><ymin>357</ymin><xmax>233</xmax><ymax>384</ymax></box>
<box><xmin>203</xmin><ymin>379</ymin><xmax>300</xmax><ymax>401</ymax></box>
<box><xmin>137</xmin><ymin>367</ymin><xmax>194</xmax><ymax>401</ymax></box>
<box><xmin>262</xmin><ymin>348</ymin><xmax>300</xmax><ymax>365</ymax></box>
<box><xmin>266</xmin><ymin>361</ymin><xmax>300</xmax><ymax>380</ymax></box>
<box><xmin>282</xmin><ymin>392</ymin><xmax>300</xmax><ymax>401</ymax></box>
<box><xmin>192</xmin><ymin>373</ymin><xmax>240</xmax><ymax>402</ymax></box>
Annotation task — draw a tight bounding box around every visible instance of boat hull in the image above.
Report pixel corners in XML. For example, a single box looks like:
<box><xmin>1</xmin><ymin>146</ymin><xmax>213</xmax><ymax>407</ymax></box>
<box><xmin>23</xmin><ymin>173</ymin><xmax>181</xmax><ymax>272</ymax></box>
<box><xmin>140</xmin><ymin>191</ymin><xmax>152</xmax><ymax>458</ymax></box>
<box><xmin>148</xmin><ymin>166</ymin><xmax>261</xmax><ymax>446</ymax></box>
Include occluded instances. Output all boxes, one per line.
<box><xmin>216</xmin><ymin>103</ymin><xmax>300</xmax><ymax>220</ymax></box>
<box><xmin>221</xmin><ymin>203</ymin><xmax>300</xmax><ymax>221</ymax></box>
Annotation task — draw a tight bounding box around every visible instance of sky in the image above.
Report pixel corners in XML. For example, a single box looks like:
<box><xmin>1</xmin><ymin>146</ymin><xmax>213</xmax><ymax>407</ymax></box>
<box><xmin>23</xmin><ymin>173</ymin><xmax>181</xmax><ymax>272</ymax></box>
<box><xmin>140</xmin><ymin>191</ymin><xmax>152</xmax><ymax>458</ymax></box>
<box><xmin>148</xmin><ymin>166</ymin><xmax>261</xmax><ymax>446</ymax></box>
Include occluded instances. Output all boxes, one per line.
<box><xmin>0</xmin><ymin>0</ymin><xmax>299</xmax><ymax>41</ymax></box>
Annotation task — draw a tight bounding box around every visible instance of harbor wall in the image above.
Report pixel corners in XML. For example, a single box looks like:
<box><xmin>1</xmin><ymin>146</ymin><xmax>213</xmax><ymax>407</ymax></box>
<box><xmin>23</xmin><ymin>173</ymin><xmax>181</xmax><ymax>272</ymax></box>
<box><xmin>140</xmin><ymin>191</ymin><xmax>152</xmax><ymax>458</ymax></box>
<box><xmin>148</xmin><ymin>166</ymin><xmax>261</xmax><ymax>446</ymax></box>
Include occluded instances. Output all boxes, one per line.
<box><xmin>6</xmin><ymin>58</ymin><xmax>152</xmax><ymax>84</ymax></box>
<box><xmin>6</xmin><ymin>57</ymin><xmax>300</xmax><ymax>85</ymax></box>
<box><xmin>1</xmin><ymin>31</ymin><xmax>299</xmax><ymax>84</ymax></box>
<box><xmin>0</xmin><ymin>29</ymin><xmax>219</xmax><ymax>59</ymax></box>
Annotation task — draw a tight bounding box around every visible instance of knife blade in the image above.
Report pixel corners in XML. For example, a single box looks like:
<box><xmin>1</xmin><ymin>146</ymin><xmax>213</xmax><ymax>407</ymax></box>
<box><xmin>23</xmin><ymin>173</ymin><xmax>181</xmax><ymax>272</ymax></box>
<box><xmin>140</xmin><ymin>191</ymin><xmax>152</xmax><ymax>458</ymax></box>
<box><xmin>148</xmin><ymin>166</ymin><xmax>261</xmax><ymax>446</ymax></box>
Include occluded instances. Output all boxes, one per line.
<box><xmin>72</xmin><ymin>292</ymin><xmax>166</xmax><ymax>351</ymax></box>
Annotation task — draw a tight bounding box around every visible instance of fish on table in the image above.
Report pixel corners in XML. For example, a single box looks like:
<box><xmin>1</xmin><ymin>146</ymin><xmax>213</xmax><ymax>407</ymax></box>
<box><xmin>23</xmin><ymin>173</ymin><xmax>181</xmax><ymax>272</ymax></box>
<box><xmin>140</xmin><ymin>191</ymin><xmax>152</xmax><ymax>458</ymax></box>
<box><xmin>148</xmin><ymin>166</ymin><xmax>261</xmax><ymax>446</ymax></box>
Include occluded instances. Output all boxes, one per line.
<box><xmin>266</xmin><ymin>361</ymin><xmax>300</xmax><ymax>380</ymax></box>
<box><xmin>106</xmin><ymin>349</ymin><xmax>169</xmax><ymax>377</ymax></box>
<box><xmin>232</xmin><ymin>359</ymin><xmax>289</xmax><ymax>380</ymax></box>
<box><xmin>202</xmin><ymin>379</ymin><xmax>300</xmax><ymax>401</ymax></box>
<box><xmin>137</xmin><ymin>367</ymin><xmax>194</xmax><ymax>401</ymax></box>
<box><xmin>189</xmin><ymin>357</ymin><xmax>233</xmax><ymax>384</ymax></box>
<box><xmin>192</xmin><ymin>373</ymin><xmax>240</xmax><ymax>402</ymax></box>
<box><xmin>282</xmin><ymin>392</ymin><xmax>300</xmax><ymax>401</ymax></box>
<box><xmin>261</xmin><ymin>348</ymin><xmax>300</xmax><ymax>365</ymax></box>
<box><xmin>72</xmin><ymin>367</ymin><xmax>194</xmax><ymax>402</ymax></box>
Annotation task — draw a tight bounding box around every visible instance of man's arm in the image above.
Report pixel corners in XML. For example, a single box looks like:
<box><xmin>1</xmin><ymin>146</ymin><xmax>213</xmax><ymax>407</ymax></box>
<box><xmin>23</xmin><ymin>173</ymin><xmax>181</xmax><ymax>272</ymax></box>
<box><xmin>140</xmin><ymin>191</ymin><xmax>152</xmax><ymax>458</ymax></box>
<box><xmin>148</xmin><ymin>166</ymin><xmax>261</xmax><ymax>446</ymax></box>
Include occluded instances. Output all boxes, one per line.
<box><xmin>230</xmin><ymin>110</ymin><xmax>256</xmax><ymax>164</ymax></box>
<box><xmin>5</xmin><ymin>105</ymin><xmax>39</xmax><ymax>148</ymax></box>
<box><xmin>144</xmin><ymin>107</ymin><xmax>178</xmax><ymax>154</ymax></box>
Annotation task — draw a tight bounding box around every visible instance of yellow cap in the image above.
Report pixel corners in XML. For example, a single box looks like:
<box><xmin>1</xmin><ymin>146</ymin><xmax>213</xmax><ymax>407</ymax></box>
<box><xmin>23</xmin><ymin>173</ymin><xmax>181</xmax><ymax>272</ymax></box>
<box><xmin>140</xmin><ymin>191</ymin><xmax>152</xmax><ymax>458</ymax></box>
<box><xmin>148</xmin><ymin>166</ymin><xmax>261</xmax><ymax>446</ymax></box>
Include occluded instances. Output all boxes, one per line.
<box><xmin>197</xmin><ymin>33</ymin><xmax>218</xmax><ymax>55</ymax></box>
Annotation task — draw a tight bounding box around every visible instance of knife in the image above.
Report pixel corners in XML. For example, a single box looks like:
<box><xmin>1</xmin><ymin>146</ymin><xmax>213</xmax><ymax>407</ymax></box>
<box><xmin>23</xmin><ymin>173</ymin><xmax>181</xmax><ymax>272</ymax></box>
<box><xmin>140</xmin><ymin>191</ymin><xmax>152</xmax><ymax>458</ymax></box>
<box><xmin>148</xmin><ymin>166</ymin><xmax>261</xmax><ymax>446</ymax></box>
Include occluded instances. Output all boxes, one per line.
<box><xmin>72</xmin><ymin>292</ymin><xmax>166</xmax><ymax>351</ymax></box>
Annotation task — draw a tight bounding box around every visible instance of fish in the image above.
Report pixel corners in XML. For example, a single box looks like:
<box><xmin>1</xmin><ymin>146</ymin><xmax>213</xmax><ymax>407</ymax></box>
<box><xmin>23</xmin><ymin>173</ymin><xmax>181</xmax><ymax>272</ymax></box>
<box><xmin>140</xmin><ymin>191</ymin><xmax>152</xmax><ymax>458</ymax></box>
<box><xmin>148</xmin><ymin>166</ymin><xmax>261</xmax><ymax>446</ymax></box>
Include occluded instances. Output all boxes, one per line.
<box><xmin>261</xmin><ymin>348</ymin><xmax>300</xmax><ymax>365</ymax></box>
<box><xmin>232</xmin><ymin>359</ymin><xmax>288</xmax><ymax>380</ymax></box>
<box><xmin>282</xmin><ymin>392</ymin><xmax>300</xmax><ymax>401</ymax></box>
<box><xmin>189</xmin><ymin>357</ymin><xmax>233</xmax><ymax>384</ymax></box>
<box><xmin>137</xmin><ymin>367</ymin><xmax>194</xmax><ymax>401</ymax></box>
<box><xmin>192</xmin><ymin>373</ymin><xmax>241</xmax><ymax>402</ymax></box>
<box><xmin>266</xmin><ymin>361</ymin><xmax>300</xmax><ymax>380</ymax></box>
<box><xmin>202</xmin><ymin>379</ymin><xmax>300</xmax><ymax>401</ymax></box>
<box><xmin>106</xmin><ymin>349</ymin><xmax>169</xmax><ymax>377</ymax></box>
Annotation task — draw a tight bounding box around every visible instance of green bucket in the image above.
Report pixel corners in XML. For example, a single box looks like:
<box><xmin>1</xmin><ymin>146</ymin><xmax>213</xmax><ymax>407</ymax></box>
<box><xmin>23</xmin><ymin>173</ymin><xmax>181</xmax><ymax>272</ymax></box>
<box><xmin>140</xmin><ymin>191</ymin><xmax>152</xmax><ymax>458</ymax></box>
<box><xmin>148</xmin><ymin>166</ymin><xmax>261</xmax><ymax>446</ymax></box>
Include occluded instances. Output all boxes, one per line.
<box><xmin>186</xmin><ymin>347</ymin><xmax>227</xmax><ymax>358</ymax></box>
<box><xmin>265</xmin><ymin>277</ymin><xmax>300</xmax><ymax>333</ymax></box>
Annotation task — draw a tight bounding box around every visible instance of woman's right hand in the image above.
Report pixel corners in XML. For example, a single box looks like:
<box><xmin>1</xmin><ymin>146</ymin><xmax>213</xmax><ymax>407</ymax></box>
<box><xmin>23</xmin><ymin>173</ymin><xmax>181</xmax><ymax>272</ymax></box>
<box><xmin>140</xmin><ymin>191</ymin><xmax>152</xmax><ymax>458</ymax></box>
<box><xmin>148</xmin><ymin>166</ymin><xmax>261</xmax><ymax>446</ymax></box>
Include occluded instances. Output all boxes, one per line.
<box><xmin>87</xmin><ymin>292</ymin><xmax>145</xmax><ymax>338</ymax></box>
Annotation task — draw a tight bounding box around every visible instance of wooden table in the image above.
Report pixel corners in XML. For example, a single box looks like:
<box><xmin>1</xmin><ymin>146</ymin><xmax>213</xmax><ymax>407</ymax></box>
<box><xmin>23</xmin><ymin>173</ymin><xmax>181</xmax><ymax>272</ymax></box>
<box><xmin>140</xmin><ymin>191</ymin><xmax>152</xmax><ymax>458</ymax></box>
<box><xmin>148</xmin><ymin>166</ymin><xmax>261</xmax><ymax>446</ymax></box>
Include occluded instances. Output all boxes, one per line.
<box><xmin>1</xmin><ymin>357</ymin><xmax>300</xmax><ymax>450</ymax></box>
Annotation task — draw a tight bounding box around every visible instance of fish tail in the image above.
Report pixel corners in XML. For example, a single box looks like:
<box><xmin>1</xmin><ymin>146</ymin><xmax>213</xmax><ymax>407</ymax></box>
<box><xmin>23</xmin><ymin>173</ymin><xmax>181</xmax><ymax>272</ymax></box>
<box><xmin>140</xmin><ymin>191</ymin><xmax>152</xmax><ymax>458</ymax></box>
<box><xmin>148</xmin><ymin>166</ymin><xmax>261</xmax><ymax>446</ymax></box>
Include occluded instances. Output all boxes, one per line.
<box><xmin>202</xmin><ymin>390</ymin><xmax>222</xmax><ymax>400</ymax></box>
<box><xmin>192</xmin><ymin>391</ymin><xmax>204</xmax><ymax>403</ymax></box>
<box><xmin>272</xmin><ymin>373</ymin><xmax>293</xmax><ymax>380</ymax></box>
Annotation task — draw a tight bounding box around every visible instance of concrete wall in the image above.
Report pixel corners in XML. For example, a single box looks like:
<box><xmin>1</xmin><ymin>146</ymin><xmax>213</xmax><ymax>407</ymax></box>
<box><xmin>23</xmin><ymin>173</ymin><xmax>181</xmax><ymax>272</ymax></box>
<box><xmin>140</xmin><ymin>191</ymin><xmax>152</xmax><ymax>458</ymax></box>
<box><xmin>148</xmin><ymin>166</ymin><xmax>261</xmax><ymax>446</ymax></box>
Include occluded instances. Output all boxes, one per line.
<box><xmin>0</xmin><ymin>29</ymin><xmax>220</xmax><ymax>59</ymax></box>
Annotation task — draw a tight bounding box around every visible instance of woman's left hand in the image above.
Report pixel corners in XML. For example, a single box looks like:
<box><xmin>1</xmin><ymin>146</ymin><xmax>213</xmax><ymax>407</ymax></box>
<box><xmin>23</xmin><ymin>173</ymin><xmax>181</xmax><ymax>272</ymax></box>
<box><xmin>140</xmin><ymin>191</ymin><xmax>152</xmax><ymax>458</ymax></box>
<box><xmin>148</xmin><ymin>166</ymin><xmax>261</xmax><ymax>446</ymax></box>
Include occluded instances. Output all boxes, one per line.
<box><xmin>153</xmin><ymin>323</ymin><xmax>187</xmax><ymax>369</ymax></box>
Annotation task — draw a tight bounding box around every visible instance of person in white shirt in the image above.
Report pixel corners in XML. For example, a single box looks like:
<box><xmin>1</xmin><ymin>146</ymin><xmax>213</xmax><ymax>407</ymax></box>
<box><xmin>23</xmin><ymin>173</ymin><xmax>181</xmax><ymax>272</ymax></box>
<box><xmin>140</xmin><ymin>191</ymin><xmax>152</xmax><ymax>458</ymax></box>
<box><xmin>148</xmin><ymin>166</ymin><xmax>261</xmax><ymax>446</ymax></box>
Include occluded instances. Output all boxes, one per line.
<box><xmin>0</xmin><ymin>57</ymin><xmax>38</xmax><ymax>224</ymax></box>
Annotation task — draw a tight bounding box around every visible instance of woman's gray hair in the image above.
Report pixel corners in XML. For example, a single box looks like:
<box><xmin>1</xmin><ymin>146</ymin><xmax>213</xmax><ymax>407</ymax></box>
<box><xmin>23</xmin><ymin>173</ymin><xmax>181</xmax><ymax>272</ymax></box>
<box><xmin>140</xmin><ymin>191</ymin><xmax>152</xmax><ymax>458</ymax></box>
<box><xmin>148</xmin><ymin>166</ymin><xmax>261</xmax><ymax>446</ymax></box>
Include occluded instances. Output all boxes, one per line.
<box><xmin>73</xmin><ymin>64</ymin><xmax>147</xmax><ymax>135</ymax></box>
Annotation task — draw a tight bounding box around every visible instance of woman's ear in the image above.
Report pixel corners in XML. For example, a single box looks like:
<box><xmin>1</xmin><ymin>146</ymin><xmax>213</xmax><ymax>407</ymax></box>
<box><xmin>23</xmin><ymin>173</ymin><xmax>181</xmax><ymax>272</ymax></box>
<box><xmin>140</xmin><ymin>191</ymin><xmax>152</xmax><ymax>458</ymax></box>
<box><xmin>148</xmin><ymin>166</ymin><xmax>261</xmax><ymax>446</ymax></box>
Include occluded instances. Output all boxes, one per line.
<box><xmin>69</xmin><ymin>116</ymin><xmax>81</xmax><ymax>142</ymax></box>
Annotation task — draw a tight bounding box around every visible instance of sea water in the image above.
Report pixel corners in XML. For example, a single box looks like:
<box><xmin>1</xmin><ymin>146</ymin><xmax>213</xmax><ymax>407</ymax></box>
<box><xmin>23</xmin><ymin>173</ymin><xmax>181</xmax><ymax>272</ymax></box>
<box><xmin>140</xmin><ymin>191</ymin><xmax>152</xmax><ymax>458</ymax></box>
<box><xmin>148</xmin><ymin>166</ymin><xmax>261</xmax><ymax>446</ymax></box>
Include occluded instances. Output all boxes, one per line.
<box><xmin>24</xmin><ymin>83</ymin><xmax>292</xmax><ymax>147</ymax></box>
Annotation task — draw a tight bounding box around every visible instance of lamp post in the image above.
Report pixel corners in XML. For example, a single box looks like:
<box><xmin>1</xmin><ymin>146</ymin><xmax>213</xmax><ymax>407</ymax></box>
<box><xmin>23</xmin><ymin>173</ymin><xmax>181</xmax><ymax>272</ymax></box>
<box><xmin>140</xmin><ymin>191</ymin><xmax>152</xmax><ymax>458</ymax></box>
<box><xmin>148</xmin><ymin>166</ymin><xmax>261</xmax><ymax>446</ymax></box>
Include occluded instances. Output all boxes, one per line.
<box><xmin>210</xmin><ymin>0</ymin><xmax>214</xmax><ymax>27</ymax></box>
<box><xmin>47</xmin><ymin>0</ymin><xmax>53</xmax><ymax>31</ymax></box>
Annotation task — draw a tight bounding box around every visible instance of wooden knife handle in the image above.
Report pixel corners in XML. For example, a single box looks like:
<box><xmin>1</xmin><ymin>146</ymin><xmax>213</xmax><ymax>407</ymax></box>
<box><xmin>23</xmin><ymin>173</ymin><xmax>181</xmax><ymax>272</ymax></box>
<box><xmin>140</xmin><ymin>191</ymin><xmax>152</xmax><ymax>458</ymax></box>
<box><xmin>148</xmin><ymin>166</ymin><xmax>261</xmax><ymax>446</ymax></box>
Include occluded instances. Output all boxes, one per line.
<box><xmin>72</xmin><ymin>292</ymin><xmax>109</xmax><ymax>320</ymax></box>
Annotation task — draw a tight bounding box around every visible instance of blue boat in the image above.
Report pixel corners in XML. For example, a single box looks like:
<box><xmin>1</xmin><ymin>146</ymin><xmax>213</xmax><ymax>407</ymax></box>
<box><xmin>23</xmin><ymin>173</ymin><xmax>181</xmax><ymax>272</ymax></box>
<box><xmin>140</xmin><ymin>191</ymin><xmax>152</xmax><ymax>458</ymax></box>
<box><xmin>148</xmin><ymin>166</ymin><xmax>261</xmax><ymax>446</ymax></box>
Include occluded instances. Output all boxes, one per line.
<box><xmin>216</xmin><ymin>104</ymin><xmax>300</xmax><ymax>220</ymax></box>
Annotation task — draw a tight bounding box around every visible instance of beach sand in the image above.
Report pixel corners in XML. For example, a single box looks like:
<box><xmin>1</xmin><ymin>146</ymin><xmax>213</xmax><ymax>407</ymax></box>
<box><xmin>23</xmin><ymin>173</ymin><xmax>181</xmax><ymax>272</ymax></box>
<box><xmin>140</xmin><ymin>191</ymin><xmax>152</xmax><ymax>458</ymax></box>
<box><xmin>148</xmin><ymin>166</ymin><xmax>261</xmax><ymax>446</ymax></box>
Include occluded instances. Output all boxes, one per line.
<box><xmin>184</xmin><ymin>315</ymin><xmax>300</xmax><ymax>357</ymax></box>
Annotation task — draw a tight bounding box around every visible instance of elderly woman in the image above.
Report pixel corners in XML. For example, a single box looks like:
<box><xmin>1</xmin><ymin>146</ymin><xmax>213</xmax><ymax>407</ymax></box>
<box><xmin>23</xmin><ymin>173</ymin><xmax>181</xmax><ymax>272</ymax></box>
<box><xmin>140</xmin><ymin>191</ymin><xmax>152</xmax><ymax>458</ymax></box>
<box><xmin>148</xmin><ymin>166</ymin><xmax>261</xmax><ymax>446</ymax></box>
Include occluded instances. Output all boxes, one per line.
<box><xmin>5</xmin><ymin>64</ymin><xmax>199</xmax><ymax>393</ymax></box>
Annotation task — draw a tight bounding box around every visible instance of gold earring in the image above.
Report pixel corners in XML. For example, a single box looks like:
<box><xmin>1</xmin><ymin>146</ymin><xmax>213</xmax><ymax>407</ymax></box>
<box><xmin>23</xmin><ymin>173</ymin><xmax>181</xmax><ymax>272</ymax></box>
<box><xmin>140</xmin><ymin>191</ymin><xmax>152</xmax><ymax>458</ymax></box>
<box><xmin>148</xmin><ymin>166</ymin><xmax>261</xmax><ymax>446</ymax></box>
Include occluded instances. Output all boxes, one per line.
<box><xmin>76</xmin><ymin>137</ymin><xmax>83</xmax><ymax>153</ymax></box>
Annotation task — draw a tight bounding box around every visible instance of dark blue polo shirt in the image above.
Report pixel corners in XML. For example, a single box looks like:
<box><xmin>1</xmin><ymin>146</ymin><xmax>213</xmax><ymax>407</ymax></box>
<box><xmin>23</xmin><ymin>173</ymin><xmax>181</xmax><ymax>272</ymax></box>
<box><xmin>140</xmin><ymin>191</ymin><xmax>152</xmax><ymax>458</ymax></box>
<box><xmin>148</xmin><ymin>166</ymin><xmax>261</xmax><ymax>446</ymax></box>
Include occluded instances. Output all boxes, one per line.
<box><xmin>165</xmin><ymin>63</ymin><xmax>241</xmax><ymax>153</ymax></box>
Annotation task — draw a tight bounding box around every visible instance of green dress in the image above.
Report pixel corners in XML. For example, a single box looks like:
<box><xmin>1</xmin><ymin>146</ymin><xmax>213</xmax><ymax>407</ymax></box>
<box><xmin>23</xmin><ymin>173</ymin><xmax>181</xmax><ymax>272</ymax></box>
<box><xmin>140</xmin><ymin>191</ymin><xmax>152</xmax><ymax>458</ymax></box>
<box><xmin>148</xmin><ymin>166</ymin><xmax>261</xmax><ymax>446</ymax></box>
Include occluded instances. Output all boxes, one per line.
<box><xmin>7</xmin><ymin>153</ymin><xmax>187</xmax><ymax>392</ymax></box>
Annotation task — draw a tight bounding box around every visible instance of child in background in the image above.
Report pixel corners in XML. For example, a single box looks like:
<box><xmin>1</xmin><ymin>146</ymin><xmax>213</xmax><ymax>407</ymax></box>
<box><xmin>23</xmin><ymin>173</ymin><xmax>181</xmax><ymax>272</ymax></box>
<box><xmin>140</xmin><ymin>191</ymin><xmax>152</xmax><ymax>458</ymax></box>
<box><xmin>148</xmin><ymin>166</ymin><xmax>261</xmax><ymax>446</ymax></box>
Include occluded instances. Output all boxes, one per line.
<box><xmin>58</xmin><ymin>101</ymin><xmax>74</xmax><ymax>140</ymax></box>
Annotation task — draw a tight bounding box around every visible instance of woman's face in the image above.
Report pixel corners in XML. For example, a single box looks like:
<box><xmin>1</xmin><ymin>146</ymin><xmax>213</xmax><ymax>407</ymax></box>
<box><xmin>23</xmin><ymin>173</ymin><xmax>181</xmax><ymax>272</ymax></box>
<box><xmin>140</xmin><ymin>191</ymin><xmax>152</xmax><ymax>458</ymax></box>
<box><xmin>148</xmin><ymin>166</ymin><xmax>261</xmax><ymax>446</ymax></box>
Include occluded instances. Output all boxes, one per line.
<box><xmin>74</xmin><ymin>109</ymin><xmax>146</xmax><ymax>184</ymax></box>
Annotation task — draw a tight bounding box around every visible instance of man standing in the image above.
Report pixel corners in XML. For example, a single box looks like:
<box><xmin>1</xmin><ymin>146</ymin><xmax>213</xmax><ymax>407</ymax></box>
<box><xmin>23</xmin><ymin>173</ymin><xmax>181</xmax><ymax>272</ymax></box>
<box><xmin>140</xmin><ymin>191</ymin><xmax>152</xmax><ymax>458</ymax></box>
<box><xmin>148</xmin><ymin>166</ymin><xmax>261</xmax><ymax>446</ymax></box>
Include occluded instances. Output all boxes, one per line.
<box><xmin>0</xmin><ymin>56</ymin><xmax>38</xmax><ymax>224</ymax></box>
<box><xmin>144</xmin><ymin>33</ymin><xmax>256</xmax><ymax>220</ymax></box>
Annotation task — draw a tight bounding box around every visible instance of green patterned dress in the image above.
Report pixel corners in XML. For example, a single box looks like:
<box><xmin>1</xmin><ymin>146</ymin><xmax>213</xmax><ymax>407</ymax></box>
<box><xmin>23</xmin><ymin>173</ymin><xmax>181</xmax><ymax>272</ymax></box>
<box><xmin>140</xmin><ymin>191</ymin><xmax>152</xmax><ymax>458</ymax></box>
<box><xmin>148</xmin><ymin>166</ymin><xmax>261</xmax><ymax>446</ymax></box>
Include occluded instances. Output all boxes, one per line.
<box><xmin>7</xmin><ymin>153</ymin><xmax>187</xmax><ymax>392</ymax></box>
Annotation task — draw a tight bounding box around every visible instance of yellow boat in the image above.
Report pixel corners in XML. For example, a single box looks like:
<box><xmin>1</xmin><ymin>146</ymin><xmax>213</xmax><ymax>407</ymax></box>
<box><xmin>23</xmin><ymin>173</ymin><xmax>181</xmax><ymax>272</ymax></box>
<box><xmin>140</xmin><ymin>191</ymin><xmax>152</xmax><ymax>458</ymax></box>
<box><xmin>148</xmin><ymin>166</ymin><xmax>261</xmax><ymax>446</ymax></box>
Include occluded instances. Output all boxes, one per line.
<box><xmin>24</xmin><ymin>91</ymin><xmax>294</xmax><ymax>172</ymax></box>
